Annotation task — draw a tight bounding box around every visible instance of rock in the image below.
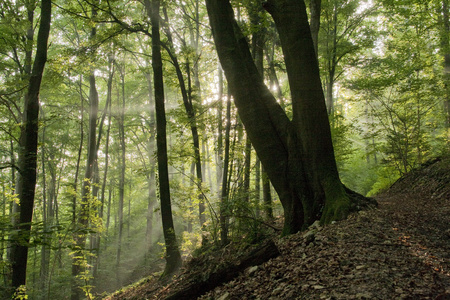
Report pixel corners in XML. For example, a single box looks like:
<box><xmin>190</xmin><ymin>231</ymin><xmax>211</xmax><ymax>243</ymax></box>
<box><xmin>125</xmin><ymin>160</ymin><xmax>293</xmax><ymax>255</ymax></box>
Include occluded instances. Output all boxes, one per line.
<box><xmin>247</xmin><ymin>266</ymin><xmax>258</xmax><ymax>275</ymax></box>
<box><xmin>303</xmin><ymin>230</ymin><xmax>316</xmax><ymax>245</ymax></box>
<box><xmin>356</xmin><ymin>292</ymin><xmax>373</xmax><ymax>299</ymax></box>
<box><xmin>313</xmin><ymin>285</ymin><xmax>326</xmax><ymax>290</ymax></box>
<box><xmin>217</xmin><ymin>292</ymin><xmax>230</xmax><ymax>300</ymax></box>
<box><xmin>311</xmin><ymin>220</ymin><xmax>322</xmax><ymax>230</ymax></box>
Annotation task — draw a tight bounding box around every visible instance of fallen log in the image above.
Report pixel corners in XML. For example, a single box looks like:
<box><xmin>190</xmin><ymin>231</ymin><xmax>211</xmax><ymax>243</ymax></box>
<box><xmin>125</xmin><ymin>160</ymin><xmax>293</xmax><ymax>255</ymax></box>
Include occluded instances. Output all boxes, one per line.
<box><xmin>164</xmin><ymin>240</ymin><xmax>280</xmax><ymax>300</ymax></box>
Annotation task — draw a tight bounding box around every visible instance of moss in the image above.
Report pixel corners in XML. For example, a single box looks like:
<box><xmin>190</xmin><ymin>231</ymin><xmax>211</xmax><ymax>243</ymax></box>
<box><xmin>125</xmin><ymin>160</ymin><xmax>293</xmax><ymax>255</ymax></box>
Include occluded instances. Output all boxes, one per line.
<box><xmin>319</xmin><ymin>180</ymin><xmax>352</xmax><ymax>225</ymax></box>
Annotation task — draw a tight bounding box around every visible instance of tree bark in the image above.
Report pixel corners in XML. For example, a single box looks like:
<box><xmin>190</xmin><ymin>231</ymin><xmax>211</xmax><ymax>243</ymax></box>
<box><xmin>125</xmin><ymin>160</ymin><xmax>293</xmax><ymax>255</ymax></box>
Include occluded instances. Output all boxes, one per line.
<box><xmin>164</xmin><ymin>241</ymin><xmax>280</xmax><ymax>300</ymax></box>
<box><xmin>265</xmin><ymin>0</ymin><xmax>352</xmax><ymax>225</ymax></box>
<box><xmin>442</xmin><ymin>0</ymin><xmax>450</xmax><ymax>128</ymax></box>
<box><xmin>11</xmin><ymin>0</ymin><xmax>51</xmax><ymax>290</ymax></box>
<box><xmin>150</xmin><ymin>0</ymin><xmax>182</xmax><ymax>277</ymax></box>
<box><xmin>310</xmin><ymin>0</ymin><xmax>322</xmax><ymax>58</ymax></box>
<box><xmin>262</xmin><ymin>165</ymin><xmax>273</xmax><ymax>220</ymax></box>
<box><xmin>160</xmin><ymin>7</ymin><xmax>206</xmax><ymax>229</ymax></box>
<box><xmin>72</xmin><ymin>9</ymin><xmax>99</xmax><ymax>295</ymax></box>
<box><xmin>206</xmin><ymin>0</ymin><xmax>355</xmax><ymax>235</ymax></box>
<box><xmin>144</xmin><ymin>70</ymin><xmax>156</xmax><ymax>259</ymax></box>
<box><xmin>115</xmin><ymin>62</ymin><xmax>126</xmax><ymax>284</ymax></box>
<box><xmin>220</xmin><ymin>92</ymin><xmax>232</xmax><ymax>245</ymax></box>
<box><xmin>206</xmin><ymin>0</ymin><xmax>305</xmax><ymax>234</ymax></box>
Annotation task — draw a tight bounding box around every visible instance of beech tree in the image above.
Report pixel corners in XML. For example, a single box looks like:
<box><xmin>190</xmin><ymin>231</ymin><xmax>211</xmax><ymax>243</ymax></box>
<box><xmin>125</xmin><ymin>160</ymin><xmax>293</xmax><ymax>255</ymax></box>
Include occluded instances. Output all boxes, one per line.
<box><xmin>10</xmin><ymin>0</ymin><xmax>51</xmax><ymax>291</ymax></box>
<box><xmin>0</xmin><ymin>0</ymin><xmax>446</xmax><ymax>296</ymax></box>
<box><xmin>205</xmin><ymin>0</ymin><xmax>368</xmax><ymax>234</ymax></box>
<box><xmin>148</xmin><ymin>0</ymin><xmax>182</xmax><ymax>276</ymax></box>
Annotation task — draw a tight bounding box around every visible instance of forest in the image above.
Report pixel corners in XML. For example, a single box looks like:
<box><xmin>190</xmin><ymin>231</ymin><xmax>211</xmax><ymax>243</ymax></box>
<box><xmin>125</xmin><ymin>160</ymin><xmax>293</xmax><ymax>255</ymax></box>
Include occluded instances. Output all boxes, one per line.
<box><xmin>0</xmin><ymin>0</ymin><xmax>448</xmax><ymax>298</ymax></box>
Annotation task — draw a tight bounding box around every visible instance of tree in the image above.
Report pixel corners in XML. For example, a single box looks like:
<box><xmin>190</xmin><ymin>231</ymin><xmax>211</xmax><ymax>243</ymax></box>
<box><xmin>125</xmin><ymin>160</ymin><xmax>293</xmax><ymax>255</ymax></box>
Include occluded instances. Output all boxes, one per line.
<box><xmin>206</xmin><ymin>0</ymin><xmax>365</xmax><ymax>235</ymax></box>
<box><xmin>159</xmin><ymin>5</ymin><xmax>206</xmax><ymax>231</ymax></box>
<box><xmin>349</xmin><ymin>0</ymin><xmax>445</xmax><ymax>178</ymax></box>
<box><xmin>71</xmin><ymin>6</ymin><xmax>100</xmax><ymax>299</ymax></box>
<box><xmin>441</xmin><ymin>0</ymin><xmax>450</xmax><ymax>128</ymax></box>
<box><xmin>320</xmin><ymin>0</ymin><xmax>377</xmax><ymax>116</ymax></box>
<box><xmin>11</xmin><ymin>0</ymin><xmax>51</xmax><ymax>291</ymax></box>
<box><xmin>149</xmin><ymin>0</ymin><xmax>182</xmax><ymax>277</ymax></box>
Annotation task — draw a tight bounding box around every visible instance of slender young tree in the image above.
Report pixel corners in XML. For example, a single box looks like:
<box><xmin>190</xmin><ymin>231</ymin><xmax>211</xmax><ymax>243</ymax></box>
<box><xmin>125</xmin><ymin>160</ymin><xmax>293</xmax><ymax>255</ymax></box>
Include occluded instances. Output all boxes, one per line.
<box><xmin>11</xmin><ymin>0</ymin><xmax>51</xmax><ymax>291</ymax></box>
<box><xmin>158</xmin><ymin>5</ymin><xmax>207</xmax><ymax>230</ymax></box>
<box><xmin>149</xmin><ymin>0</ymin><xmax>182</xmax><ymax>277</ymax></box>
<box><xmin>441</xmin><ymin>0</ymin><xmax>450</xmax><ymax>128</ymax></box>
<box><xmin>220</xmin><ymin>91</ymin><xmax>232</xmax><ymax>245</ymax></box>
<box><xmin>115</xmin><ymin>59</ymin><xmax>127</xmax><ymax>283</ymax></box>
<box><xmin>71</xmin><ymin>7</ymin><xmax>99</xmax><ymax>300</ymax></box>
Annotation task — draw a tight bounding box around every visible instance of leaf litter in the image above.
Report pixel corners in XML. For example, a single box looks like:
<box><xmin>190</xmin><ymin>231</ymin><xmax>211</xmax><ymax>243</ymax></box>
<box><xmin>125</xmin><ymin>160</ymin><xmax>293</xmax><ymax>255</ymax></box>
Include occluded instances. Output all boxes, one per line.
<box><xmin>107</xmin><ymin>157</ymin><xmax>450</xmax><ymax>299</ymax></box>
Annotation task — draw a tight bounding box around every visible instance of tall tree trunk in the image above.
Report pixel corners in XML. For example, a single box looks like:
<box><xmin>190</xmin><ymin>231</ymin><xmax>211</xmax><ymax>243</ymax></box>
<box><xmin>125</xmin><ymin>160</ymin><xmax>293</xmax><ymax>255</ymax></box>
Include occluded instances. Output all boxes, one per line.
<box><xmin>144</xmin><ymin>70</ymin><xmax>156</xmax><ymax>259</ymax></box>
<box><xmin>149</xmin><ymin>0</ymin><xmax>182</xmax><ymax>277</ymax></box>
<box><xmin>265</xmin><ymin>0</ymin><xmax>352</xmax><ymax>225</ymax></box>
<box><xmin>206</xmin><ymin>0</ymin><xmax>304</xmax><ymax>235</ymax></box>
<box><xmin>39</xmin><ymin>128</ymin><xmax>57</xmax><ymax>299</ymax></box>
<box><xmin>39</xmin><ymin>125</ymin><xmax>49</xmax><ymax>298</ymax></box>
<box><xmin>71</xmin><ymin>74</ymin><xmax>98</xmax><ymax>300</ymax></box>
<box><xmin>71</xmin><ymin>8</ymin><xmax>99</xmax><ymax>296</ymax></box>
<box><xmin>325</xmin><ymin>5</ymin><xmax>338</xmax><ymax>116</ymax></box>
<box><xmin>442</xmin><ymin>0</ymin><xmax>450</xmax><ymax>129</ymax></box>
<box><xmin>310</xmin><ymin>0</ymin><xmax>322</xmax><ymax>58</ymax></box>
<box><xmin>250</xmin><ymin>4</ymin><xmax>265</xmax><ymax>215</ymax></box>
<box><xmin>160</xmin><ymin>6</ymin><xmax>206</xmax><ymax>230</ymax></box>
<box><xmin>93</xmin><ymin>58</ymin><xmax>114</xmax><ymax>281</ymax></box>
<box><xmin>206</xmin><ymin>0</ymin><xmax>355</xmax><ymax>235</ymax></box>
<box><xmin>116</xmin><ymin>63</ymin><xmax>126</xmax><ymax>284</ymax></box>
<box><xmin>216</xmin><ymin>64</ymin><xmax>224</xmax><ymax>197</ymax></box>
<box><xmin>243</xmin><ymin>137</ymin><xmax>252</xmax><ymax>205</ymax></box>
<box><xmin>220</xmin><ymin>92</ymin><xmax>232</xmax><ymax>245</ymax></box>
<box><xmin>262</xmin><ymin>165</ymin><xmax>273</xmax><ymax>220</ymax></box>
<box><xmin>11</xmin><ymin>0</ymin><xmax>51</xmax><ymax>290</ymax></box>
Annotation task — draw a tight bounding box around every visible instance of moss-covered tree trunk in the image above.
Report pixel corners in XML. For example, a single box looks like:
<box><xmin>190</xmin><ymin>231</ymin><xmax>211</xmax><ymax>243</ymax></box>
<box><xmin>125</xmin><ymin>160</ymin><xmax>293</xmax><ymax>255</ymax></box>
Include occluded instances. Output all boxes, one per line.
<box><xmin>206</xmin><ymin>0</ymin><xmax>355</xmax><ymax>235</ymax></box>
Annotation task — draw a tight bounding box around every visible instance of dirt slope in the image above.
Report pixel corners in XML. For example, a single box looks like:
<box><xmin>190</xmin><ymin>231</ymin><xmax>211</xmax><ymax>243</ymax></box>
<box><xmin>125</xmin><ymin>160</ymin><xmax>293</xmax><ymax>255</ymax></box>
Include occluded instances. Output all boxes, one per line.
<box><xmin>107</xmin><ymin>157</ymin><xmax>450</xmax><ymax>300</ymax></box>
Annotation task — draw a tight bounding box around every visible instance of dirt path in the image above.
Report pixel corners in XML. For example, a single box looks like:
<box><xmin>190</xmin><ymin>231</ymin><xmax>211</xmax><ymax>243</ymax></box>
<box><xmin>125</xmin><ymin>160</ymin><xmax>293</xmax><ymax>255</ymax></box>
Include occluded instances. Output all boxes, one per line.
<box><xmin>198</xmin><ymin>159</ymin><xmax>450</xmax><ymax>299</ymax></box>
<box><xmin>107</xmin><ymin>158</ymin><xmax>450</xmax><ymax>299</ymax></box>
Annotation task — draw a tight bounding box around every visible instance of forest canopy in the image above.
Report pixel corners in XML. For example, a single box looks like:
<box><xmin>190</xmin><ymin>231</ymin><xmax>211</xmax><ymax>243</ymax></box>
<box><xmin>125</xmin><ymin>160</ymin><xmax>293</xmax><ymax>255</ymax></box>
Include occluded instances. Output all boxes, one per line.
<box><xmin>0</xmin><ymin>0</ymin><xmax>448</xmax><ymax>298</ymax></box>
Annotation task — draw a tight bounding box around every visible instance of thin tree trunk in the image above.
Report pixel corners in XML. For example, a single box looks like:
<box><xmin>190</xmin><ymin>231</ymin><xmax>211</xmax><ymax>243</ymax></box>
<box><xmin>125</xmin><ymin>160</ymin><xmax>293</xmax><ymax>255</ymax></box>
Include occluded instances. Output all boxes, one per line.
<box><xmin>262</xmin><ymin>165</ymin><xmax>273</xmax><ymax>220</ymax></box>
<box><xmin>442</xmin><ymin>0</ymin><xmax>450</xmax><ymax>128</ymax></box>
<box><xmin>71</xmin><ymin>8</ymin><xmax>99</xmax><ymax>296</ymax></box>
<box><xmin>216</xmin><ymin>64</ymin><xmax>224</xmax><ymax>197</ymax></box>
<box><xmin>243</xmin><ymin>137</ymin><xmax>252</xmax><ymax>203</ymax></box>
<box><xmin>310</xmin><ymin>0</ymin><xmax>322</xmax><ymax>58</ymax></box>
<box><xmin>39</xmin><ymin>124</ymin><xmax>50</xmax><ymax>298</ymax></box>
<box><xmin>116</xmin><ymin>62</ymin><xmax>126</xmax><ymax>284</ymax></box>
<box><xmin>325</xmin><ymin>5</ymin><xmax>338</xmax><ymax>117</ymax></box>
<box><xmin>144</xmin><ymin>70</ymin><xmax>156</xmax><ymax>258</ymax></box>
<box><xmin>93</xmin><ymin>59</ymin><xmax>114</xmax><ymax>281</ymax></box>
<box><xmin>220</xmin><ymin>92</ymin><xmax>232</xmax><ymax>245</ymax></box>
<box><xmin>160</xmin><ymin>7</ymin><xmax>206</xmax><ymax>230</ymax></box>
<box><xmin>148</xmin><ymin>0</ymin><xmax>182</xmax><ymax>277</ymax></box>
<box><xmin>250</xmin><ymin>5</ymin><xmax>265</xmax><ymax>216</ymax></box>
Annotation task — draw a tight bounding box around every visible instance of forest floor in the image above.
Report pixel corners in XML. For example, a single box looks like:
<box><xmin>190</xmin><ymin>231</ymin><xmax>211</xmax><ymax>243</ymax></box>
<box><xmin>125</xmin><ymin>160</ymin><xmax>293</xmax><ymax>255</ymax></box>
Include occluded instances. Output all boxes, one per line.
<box><xmin>105</xmin><ymin>157</ymin><xmax>450</xmax><ymax>300</ymax></box>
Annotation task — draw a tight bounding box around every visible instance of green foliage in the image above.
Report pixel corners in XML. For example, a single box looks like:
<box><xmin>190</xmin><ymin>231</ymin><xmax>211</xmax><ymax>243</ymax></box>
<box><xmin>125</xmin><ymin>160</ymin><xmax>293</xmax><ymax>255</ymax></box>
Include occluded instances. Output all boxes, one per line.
<box><xmin>366</xmin><ymin>165</ymin><xmax>401</xmax><ymax>196</ymax></box>
<box><xmin>0</xmin><ymin>0</ymin><xmax>447</xmax><ymax>297</ymax></box>
<box><xmin>12</xmin><ymin>285</ymin><xmax>28</xmax><ymax>300</ymax></box>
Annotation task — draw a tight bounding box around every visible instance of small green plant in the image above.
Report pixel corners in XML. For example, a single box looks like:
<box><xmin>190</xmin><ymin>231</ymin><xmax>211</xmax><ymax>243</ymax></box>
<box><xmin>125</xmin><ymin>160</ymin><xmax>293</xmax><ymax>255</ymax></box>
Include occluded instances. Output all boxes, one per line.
<box><xmin>12</xmin><ymin>285</ymin><xmax>28</xmax><ymax>300</ymax></box>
